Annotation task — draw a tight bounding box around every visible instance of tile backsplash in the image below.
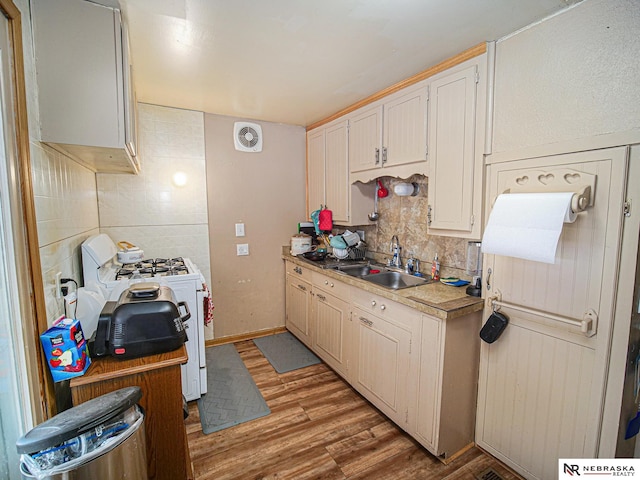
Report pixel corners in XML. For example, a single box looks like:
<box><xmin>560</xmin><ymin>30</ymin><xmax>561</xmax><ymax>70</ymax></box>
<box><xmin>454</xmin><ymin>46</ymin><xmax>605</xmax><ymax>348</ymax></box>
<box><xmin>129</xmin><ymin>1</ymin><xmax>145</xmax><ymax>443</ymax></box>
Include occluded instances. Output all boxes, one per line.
<box><xmin>343</xmin><ymin>175</ymin><xmax>473</xmax><ymax>279</ymax></box>
<box><xmin>97</xmin><ymin>105</ymin><xmax>208</xmax><ymax>228</ymax></box>
<box><xmin>97</xmin><ymin>103</ymin><xmax>211</xmax><ymax>290</ymax></box>
<box><xmin>31</xmin><ymin>142</ymin><xmax>100</xmax><ymax>323</ymax></box>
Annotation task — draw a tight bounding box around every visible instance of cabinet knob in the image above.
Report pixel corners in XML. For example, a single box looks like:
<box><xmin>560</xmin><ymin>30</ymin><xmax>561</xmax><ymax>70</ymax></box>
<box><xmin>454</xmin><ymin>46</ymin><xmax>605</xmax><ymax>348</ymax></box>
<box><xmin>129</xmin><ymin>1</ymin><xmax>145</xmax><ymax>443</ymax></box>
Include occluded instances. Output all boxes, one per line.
<box><xmin>371</xmin><ymin>300</ymin><xmax>376</xmax><ymax>307</ymax></box>
<box><xmin>380</xmin><ymin>304</ymin><xmax>386</xmax><ymax>311</ymax></box>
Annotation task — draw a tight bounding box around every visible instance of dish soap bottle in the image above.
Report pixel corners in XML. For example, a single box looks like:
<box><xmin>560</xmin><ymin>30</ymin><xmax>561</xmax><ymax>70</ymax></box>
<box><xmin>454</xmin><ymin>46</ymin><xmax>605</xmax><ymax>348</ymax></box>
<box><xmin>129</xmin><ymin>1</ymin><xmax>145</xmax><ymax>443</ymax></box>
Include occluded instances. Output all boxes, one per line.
<box><xmin>431</xmin><ymin>254</ymin><xmax>440</xmax><ymax>281</ymax></box>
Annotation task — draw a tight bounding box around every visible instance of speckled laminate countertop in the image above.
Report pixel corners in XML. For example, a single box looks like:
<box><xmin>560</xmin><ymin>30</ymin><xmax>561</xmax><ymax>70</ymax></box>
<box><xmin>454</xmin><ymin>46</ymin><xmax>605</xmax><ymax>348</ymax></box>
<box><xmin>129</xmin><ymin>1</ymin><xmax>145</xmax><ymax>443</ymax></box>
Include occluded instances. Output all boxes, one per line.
<box><xmin>283</xmin><ymin>251</ymin><xmax>484</xmax><ymax>321</ymax></box>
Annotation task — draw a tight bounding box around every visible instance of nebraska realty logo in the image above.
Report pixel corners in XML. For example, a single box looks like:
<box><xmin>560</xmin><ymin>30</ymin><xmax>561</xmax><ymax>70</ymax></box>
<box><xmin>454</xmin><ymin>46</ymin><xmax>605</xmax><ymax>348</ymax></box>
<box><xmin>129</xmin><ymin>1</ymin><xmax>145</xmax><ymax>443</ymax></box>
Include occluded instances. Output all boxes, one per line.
<box><xmin>560</xmin><ymin>459</ymin><xmax>639</xmax><ymax>477</ymax></box>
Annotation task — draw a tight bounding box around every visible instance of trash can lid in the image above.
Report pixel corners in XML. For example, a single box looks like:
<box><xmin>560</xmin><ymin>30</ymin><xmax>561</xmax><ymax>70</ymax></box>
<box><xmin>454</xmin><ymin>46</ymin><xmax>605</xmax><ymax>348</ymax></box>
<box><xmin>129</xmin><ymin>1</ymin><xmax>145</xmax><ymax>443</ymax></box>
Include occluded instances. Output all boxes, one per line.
<box><xmin>16</xmin><ymin>386</ymin><xmax>142</xmax><ymax>454</ymax></box>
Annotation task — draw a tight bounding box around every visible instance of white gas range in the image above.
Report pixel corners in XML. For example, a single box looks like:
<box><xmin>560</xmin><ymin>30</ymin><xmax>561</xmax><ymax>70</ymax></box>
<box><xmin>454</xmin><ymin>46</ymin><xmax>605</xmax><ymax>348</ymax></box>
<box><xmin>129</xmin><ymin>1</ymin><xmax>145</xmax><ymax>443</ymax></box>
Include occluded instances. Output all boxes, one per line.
<box><xmin>81</xmin><ymin>234</ymin><xmax>207</xmax><ymax>401</ymax></box>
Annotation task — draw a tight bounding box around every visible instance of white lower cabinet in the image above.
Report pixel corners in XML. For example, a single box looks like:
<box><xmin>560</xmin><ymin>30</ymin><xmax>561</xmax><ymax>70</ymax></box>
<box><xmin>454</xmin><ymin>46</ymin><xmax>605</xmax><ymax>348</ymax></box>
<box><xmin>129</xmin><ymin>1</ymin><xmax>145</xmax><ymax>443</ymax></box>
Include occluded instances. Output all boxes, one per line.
<box><xmin>413</xmin><ymin>312</ymin><xmax>482</xmax><ymax>459</ymax></box>
<box><xmin>311</xmin><ymin>272</ymin><xmax>351</xmax><ymax>379</ymax></box>
<box><xmin>351</xmin><ymin>305</ymin><xmax>416</xmax><ymax>427</ymax></box>
<box><xmin>285</xmin><ymin>262</ymin><xmax>313</xmax><ymax>347</ymax></box>
<box><xmin>350</xmin><ymin>289</ymin><xmax>421</xmax><ymax>429</ymax></box>
<box><xmin>414</xmin><ymin>314</ymin><xmax>443</xmax><ymax>450</ymax></box>
<box><xmin>284</xmin><ymin>261</ymin><xmax>482</xmax><ymax>461</ymax></box>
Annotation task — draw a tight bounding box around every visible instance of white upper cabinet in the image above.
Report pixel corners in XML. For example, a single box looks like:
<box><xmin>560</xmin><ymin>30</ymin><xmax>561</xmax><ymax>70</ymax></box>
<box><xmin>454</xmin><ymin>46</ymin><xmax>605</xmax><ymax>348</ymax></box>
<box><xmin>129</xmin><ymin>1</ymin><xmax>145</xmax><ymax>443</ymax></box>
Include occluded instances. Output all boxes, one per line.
<box><xmin>307</xmin><ymin>128</ymin><xmax>326</xmax><ymax>217</ymax></box>
<box><xmin>306</xmin><ymin>46</ymin><xmax>490</xmax><ymax>230</ymax></box>
<box><xmin>427</xmin><ymin>53</ymin><xmax>490</xmax><ymax>239</ymax></box>
<box><xmin>348</xmin><ymin>105</ymin><xmax>383</xmax><ymax>174</ymax></box>
<box><xmin>349</xmin><ymin>82</ymin><xmax>428</xmax><ymax>183</ymax></box>
<box><xmin>383</xmin><ymin>85</ymin><xmax>429</xmax><ymax>168</ymax></box>
<box><xmin>306</xmin><ymin>120</ymin><xmax>349</xmax><ymax>222</ymax></box>
<box><xmin>32</xmin><ymin>0</ymin><xmax>139</xmax><ymax>174</ymax></box>
<box><xmin>324</xmin><ymin>121</ymin><xmax>350</xmax><ymax>223</ymax></box>
<box><xmin>307</xmin><ymin>120</ymin><xmax>375</xmax><ymax>226</ymax></box>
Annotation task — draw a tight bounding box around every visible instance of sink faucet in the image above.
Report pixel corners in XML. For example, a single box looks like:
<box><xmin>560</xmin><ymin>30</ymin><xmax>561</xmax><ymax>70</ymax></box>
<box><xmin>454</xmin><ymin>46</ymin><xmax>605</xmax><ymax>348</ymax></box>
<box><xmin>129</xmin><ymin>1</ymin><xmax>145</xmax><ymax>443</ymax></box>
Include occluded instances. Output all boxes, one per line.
<box><xmin>389</xmin><ymin>235</ymin><xmax>402</xmax><ymax>269</ymax></box>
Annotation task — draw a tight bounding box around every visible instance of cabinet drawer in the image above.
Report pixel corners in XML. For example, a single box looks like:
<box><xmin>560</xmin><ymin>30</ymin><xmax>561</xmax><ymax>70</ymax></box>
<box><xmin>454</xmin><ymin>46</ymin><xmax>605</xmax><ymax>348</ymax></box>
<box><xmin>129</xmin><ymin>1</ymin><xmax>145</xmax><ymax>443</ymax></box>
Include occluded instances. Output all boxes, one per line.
<box><xmin>285</xmin><ymin>261</ymin><xmax>313</xmax><ymax>282</ymax></box>
<box><xmin>351</xmin><ymin>288</ymin><xmax>420</xmax><ymax>327</ymax></box>
<box><xmin>312</xmin><ymin>271</ymin><xmax>351</xmax><ymax>299</ymax></box>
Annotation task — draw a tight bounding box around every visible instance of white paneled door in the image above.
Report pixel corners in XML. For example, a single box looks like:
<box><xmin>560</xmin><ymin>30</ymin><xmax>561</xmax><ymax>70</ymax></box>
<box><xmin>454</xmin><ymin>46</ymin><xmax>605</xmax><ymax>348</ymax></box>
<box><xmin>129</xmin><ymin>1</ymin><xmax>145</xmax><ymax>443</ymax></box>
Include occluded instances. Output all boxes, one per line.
<box><xmin>477</xmin><ymin>148</ymin><xmax>628</xmax><ymax>479</ymax></box>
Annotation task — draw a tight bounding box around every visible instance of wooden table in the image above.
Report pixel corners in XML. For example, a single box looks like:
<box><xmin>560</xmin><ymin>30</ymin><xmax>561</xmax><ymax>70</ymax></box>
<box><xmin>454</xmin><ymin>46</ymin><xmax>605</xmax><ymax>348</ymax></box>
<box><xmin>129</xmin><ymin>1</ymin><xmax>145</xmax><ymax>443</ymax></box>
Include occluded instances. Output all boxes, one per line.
<box><xmin>70</xmin><ymin>346</ymin><xmax>191</xmax><ymax>480</ymax></box>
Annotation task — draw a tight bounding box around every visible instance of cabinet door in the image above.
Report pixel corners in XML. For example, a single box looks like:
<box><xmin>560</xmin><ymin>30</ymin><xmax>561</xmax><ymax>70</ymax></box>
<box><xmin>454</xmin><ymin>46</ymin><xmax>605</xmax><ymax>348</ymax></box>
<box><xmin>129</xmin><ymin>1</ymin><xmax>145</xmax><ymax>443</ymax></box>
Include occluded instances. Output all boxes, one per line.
<box><xmin>312</xmin><ymin>288</ymin><xmax>350</xmax><ymax>378</ymax></box>
<box><xmin>325</xmin><ymin>121</ymin><xmax>349</xmax><ymax>223</ymax></box>
<box><xmin>383</xmin><ymin>86</ymin><xmax>428</xmax><ymax>168</ymax></box>
<box><xmin>307</xmin><ymin>129</ymin><xmax>325</xmax><ymax>215</ymax></box>
<box><xmin>33</xmin><ymin>0</ymin><xmax>122</xmax><ymax>147</ymax></box>
<box><xmin>285</xmin><ymin>275</ymin><xmax>312</xmax><ymax>347</ymax></box>
<box><xmin>352</xmin><ymin>305</ymin><xmax>412</xmax><ymax>426</ymax></box>
<box><xmin>349</xmin><ymin>105</ymin><xmax>383</xmax><ymax>174</ymax></box>
<box><xmin>414</xmin><ymin>314</ymin><xmax>443</xmax><ymax>452</ymax></box>
<box><xmin>32</xmin><ymin>0</ymin><xmax>138</xmax><ymax>173</ymax></box>
<box><xmin>121</xmin><ymin>17</ymin><xmax>138</xmax><ymax>161</ymax></box>
<box><xmin>427</xmin><ymin>65</ymin><xmax>477</xmax><ymax>234</ymax></box>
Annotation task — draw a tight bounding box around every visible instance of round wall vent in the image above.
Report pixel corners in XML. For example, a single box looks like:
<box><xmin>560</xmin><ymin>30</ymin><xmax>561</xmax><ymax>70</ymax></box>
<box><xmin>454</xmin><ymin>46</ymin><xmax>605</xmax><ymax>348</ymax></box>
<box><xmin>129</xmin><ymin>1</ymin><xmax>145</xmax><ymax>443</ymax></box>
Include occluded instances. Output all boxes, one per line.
<box><xmin>234</xmin><ymin>122</ymin><xmax>263</xmax><ymax>152</ymax></box>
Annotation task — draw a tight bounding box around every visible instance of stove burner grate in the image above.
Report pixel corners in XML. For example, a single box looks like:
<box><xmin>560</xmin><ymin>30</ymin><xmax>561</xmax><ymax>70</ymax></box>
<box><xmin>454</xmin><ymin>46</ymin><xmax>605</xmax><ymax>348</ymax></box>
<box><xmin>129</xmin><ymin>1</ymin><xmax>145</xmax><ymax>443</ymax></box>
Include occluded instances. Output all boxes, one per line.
<box><xmin>116</xmin><ymin>257</ymin><xmax>190</xmax><ymax>280</ymax></box>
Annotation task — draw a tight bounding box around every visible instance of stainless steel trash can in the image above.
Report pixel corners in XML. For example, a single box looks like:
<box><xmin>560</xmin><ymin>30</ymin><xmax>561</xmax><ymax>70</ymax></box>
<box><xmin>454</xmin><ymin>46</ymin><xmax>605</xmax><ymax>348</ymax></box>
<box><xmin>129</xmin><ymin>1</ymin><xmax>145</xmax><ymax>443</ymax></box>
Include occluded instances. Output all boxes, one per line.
<box><xmin>17</xmin><ymin>386</ymin><xmax>147</xmax><ymax>480</ymax></box>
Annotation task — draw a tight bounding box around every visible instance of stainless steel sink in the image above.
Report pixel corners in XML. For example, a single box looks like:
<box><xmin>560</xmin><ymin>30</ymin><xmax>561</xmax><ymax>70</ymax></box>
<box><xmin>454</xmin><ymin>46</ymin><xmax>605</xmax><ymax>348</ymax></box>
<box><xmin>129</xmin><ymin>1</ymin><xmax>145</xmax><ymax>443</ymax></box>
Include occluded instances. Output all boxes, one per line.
<box><xmin>361</xmin><ymin>271</ymin><xmax>429</xmax><ymax>290</ymax></box>
<box><xmin>333</xmin><ymin>264</ymin><xmax>377</xmax><ymax>277</ymax></box>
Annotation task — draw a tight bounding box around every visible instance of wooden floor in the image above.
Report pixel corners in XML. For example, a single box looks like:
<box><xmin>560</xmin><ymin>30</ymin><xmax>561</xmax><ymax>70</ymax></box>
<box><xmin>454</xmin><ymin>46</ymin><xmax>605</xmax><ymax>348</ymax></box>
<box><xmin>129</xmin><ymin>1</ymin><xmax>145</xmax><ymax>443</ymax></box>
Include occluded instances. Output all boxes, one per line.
<box><xmin>186</xmin><ymin>340</ymin><xmax>522</xmax><ymax>480</ymax></box>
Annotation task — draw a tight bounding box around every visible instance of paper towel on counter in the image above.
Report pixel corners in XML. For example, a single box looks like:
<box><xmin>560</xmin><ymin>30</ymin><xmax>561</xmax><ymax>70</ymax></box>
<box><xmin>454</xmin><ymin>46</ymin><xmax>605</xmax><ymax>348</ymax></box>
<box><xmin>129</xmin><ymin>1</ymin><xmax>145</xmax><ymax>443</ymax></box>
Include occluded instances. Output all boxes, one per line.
<box><xmin>481</xmin><ymin>192</ymin><xmax>576</xmax><ymax>264</ymax></box>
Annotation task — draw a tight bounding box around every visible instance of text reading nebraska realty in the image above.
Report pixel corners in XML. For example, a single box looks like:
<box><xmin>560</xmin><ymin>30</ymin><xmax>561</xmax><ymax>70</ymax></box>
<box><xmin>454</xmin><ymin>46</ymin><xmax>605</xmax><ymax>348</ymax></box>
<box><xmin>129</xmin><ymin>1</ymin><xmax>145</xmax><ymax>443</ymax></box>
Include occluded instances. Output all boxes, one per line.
<box><xmin>560</xmin><ymin>459</ymin><xmax>639</xmax><ymax>477</ymax></box>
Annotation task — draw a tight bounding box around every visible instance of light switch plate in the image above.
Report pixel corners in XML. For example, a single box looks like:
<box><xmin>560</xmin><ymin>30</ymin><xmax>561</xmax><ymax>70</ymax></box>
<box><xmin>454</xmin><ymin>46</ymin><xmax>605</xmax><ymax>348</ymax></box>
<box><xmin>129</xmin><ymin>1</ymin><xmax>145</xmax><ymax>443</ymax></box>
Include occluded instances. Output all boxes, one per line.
<box><xmin>235</xmin><ymin>223</ymin><xmax>245</xmax><ymax>237</ymax></box>
<box><xmin>236</xmin><ymin>243</ymin><xmax>249</xmax><ymax>256</ymax></box>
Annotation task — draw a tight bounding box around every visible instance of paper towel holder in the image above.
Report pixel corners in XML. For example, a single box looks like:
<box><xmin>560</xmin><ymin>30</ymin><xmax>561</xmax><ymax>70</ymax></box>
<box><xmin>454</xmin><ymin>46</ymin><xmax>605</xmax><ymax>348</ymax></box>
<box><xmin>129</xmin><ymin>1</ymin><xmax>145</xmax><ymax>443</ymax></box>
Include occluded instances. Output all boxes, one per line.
<box><xmin>502</xmin><ymin>168</ymin><xmax>596</xmax><ymax>214</ymax></box>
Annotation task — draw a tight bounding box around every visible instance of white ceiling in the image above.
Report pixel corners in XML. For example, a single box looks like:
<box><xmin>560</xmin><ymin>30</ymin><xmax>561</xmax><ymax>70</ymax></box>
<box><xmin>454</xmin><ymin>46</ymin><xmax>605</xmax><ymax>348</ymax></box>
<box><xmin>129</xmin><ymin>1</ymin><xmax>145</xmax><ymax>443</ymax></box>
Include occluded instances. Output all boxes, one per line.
<box><xmin>118</xmin><ymin>0</ymin><xmax>580</xmax><ymax>127</ymax></box>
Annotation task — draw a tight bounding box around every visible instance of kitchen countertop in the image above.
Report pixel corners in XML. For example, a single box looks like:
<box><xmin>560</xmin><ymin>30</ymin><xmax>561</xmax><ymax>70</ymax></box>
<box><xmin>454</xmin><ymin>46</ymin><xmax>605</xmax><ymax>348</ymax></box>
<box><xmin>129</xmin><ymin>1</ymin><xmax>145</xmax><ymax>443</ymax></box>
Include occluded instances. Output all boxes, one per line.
<box><xmin>282</xmin><ymin>250</ymin><xmax>484</xmax><ymax>321</ymax></box>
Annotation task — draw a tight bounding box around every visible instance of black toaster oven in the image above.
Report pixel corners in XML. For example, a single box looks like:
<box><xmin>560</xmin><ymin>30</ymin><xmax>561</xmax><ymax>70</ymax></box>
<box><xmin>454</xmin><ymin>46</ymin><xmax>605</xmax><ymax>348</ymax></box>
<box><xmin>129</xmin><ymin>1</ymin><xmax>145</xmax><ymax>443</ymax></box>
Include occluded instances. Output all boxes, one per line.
<box><xmin>91</xmin><ymin>283</ymin><xmax>189</xmax><ymax>360</ymax></box>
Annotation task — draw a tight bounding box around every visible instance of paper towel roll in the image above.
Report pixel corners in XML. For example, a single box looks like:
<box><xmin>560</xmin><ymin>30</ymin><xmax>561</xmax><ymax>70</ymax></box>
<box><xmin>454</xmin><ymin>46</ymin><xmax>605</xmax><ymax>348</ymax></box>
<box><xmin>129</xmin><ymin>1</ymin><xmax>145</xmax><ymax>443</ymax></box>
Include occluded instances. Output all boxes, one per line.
<box><xmin>481</xmin><ymin>192</ymin><xmax>577</xmax><ymax>264</ymax></box>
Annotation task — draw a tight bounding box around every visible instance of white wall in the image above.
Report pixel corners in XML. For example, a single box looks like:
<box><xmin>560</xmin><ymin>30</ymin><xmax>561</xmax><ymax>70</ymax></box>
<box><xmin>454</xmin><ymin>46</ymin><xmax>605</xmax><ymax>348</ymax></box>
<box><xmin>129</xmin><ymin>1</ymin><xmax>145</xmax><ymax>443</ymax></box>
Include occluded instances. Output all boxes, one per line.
<box><xmin>97</xmin><ymin>103</ymin><xmax>211</xmax><ymax>296</ymax></box>
<box><xmin>492</xmin><ymin>0</ymin><xmax>640</xmax><ymax>155</ymax></box>
<box><xmin>205</xmin><ymin>114</ymin><xmax>306</xmax><ymax>339</ymax></box>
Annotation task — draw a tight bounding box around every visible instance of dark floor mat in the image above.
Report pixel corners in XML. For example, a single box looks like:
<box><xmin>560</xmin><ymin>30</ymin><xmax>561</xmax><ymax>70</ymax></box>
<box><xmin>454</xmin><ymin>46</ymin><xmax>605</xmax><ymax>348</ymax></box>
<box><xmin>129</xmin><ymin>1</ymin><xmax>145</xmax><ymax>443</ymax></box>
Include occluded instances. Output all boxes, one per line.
<box><xmin>253</xmin><ymin>332</ymin><xmax>321</xmax><ymax>373</ymax></box>
<box><xmin>197</xmin><ymin>344</ymin><xmax>270</xmax><ymax>434</ymax></box>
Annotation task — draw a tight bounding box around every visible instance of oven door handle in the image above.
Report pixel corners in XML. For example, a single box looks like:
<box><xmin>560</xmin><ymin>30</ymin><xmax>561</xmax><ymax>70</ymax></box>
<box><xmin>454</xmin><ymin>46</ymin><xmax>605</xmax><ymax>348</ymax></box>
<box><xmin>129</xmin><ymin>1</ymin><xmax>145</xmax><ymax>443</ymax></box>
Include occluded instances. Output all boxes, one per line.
<box><xmin>178</xmin><ymin>301</ymin><xmax>191</xmax><ymax>323</ymax></box>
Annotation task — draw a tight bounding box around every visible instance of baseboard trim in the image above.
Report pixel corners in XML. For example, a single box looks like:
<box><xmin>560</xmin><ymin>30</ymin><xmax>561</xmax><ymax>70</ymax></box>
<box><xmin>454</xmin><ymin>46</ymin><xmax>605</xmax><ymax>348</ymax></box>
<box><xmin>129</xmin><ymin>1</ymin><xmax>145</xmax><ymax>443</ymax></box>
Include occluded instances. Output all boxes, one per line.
<box><xmin>205</xmin><ymin>326</ymin><xmax>288</xmax><ymax>347</ymax></box>
<box><xmin>441</xmin><ymin>442</ymin><xmax>475</xmax><ymax>465</ymax></box>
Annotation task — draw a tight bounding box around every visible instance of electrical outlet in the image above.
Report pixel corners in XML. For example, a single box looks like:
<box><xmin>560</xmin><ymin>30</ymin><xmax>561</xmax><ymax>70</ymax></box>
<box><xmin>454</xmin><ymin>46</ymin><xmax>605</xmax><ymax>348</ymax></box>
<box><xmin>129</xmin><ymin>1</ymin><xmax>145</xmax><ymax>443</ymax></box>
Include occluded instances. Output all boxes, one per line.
<box><xmin>236</xmin><ymin>244</ymin><xmax>249</xmax><ymax>256</ymax></box>
<box><xmin>55</xmin><ymin>272</ymin><xmax>62</xmax><ymax>299</ymax></box>
<box><xmin>235</xmin><ymin>223</ymin><xmax>245</xmax><ymax>237</ymax></box>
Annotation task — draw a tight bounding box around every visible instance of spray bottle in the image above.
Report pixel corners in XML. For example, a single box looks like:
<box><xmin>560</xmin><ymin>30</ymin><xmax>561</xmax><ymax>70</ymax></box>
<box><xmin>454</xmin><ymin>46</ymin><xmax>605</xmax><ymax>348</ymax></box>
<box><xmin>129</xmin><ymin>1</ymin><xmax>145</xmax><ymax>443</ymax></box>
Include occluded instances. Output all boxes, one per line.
<box><xmin>431</xmin><ymin>253</ymin><xmax>440</xmax><ymax>281</ymax></box>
